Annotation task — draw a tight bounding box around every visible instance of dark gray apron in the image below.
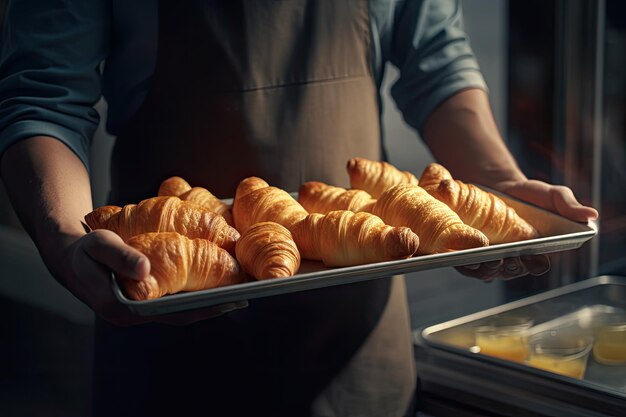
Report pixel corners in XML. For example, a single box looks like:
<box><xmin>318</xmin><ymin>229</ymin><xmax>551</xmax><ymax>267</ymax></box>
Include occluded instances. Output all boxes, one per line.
<box><xmin>95</xmin><ymin>1</ymin><xmax>391</xmax><ymax>416</ymax></box>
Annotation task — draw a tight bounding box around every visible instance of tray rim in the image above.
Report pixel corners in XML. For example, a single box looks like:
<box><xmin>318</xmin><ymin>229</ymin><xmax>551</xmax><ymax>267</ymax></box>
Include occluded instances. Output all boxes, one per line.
<box><xmin>419</xmin><ymin>275</ymin><xmax>624</xmax><ymax>337</ymax></box>
<box><xmin>414</xmin><ymin>338</ymin><xmax>626</xmax><ymax>416</ymax></box>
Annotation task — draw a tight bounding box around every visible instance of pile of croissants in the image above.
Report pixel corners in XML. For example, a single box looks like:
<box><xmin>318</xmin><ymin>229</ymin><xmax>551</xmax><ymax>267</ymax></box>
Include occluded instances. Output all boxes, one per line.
<box><xmin>84</xmin><ymin>158</ymin><xmax>539</xmax><ymax>301</ymax></box>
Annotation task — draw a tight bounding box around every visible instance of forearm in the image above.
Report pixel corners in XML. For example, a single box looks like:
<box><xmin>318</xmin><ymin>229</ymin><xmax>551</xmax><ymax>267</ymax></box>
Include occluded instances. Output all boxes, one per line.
<box><xmin>0</xmin><ymin>136</ymin><xmax>93</xmax><ymax>268</ymax></box>
<box><xmin>421</xmin><ymin>88</ymin><xmax>526</xmax><ymax>187</ymax></box>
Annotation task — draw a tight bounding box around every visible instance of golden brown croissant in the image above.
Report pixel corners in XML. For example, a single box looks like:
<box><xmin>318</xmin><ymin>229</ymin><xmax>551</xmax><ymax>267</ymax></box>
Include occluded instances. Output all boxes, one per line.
<box><xmin>235</xmin><ymin>222</ymin><xmax>301</xmax><ymax>280</ymax></box>
<box><xmin>290</xmin><ymin>210</ymin><xmax>420</xmax><ymax>267</ymax></box>
<box><xmin>158</xmin><ymin>176</ymin><xmax>192</xmax><ymax>198</ymax></box>
<box><xmin>298</xmin><ymin>181</ymin><xmax>376</xmax><ymax>214</ymax></box>
<box><xmin>83</xmin><ymin>205</ymin><xmax>121</xmax><ymax>230</ymax></box>
<box><xmin>372</xmin><ymin>184</ymin><xmax>489</xmax><ymax>254</ymax></box>
<box><xmin>121</xmin><ymin>232</ymin><xmax>243</xmax><ymax>300</ymax></box>
<box><xmin>347</xmin><ymin>157</ymin><xmax>419</xmax><ymax>198</ymax></box>
<box><xmin>84</xmin><ymin>196</ymin><xmax>240</xmax><ymax>255</ymax></box>
<box><xmin>419</xmin><ymin>163</ymin><xmax>539</xmax><ymax>243</ymax></box>
<box><xmin>158</xmin><ymin>176</ymin><xmax>234</xmax><ymax>226</ymax></box>
<box><xmin>417</xmin><ymin>163</ymin><xmax>454</xmax><ymax>188</ymax></box>
<box><xmin>232</xmin><ymin>176</ymin><xmax>309</xmax><ymax>234</ymax></box>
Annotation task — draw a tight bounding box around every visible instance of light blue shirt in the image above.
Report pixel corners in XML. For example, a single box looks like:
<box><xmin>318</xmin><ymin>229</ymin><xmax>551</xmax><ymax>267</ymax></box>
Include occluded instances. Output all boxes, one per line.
<box><xmin>0</xmin><ymin>0</ymin><xmax>487</xmax><ymax>169</ymax></box>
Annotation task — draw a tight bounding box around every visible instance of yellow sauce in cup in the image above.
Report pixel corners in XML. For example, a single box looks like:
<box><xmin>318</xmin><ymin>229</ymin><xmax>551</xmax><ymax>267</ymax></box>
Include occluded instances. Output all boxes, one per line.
<box><xmin>474</xmin><ymin>316</ymin><xmax>533</xmax><ymax>363</ymax></box>
<box><xmin>593</xmin><ymin>323</ymin><xmax>626</xmax><ymax>365</ymax></box>
<box><xmin>526</xmin><ymin>331</ymin><xmax>593</xmax><ymax>380</ymax></box>
<box><xmin>475</xmin><ymin>334</ymin><xmax>529</xmax><ymax>363</ymax></box>
<box><xmin>526</xmin><ymin>353</ymin><xmax>588</xmax><ymax>379</ymax></box>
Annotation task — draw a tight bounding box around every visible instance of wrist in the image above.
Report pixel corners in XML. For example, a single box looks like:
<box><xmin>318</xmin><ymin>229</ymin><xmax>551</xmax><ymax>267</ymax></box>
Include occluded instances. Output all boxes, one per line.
<box><xmin>472</xmin><ymin>167</ymin><xmax>527</xmax><ymax>190</ymax></box>
<box><xmin>422</xmin><ymin>89</ymin><xmax>528</xmax><ymax>187</ymax></box>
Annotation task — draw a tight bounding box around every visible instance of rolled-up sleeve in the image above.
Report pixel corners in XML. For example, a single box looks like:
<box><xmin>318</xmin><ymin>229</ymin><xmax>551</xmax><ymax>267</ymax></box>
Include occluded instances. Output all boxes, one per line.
<box><xmin>0</xmin><ymin>0</ymin><xmax>110</xmax><ymax>169</ymax></box>
<box><xmin>389</xmin><ymin>0</ymin><xmax>487</xmax><ymax>133</ymax></box>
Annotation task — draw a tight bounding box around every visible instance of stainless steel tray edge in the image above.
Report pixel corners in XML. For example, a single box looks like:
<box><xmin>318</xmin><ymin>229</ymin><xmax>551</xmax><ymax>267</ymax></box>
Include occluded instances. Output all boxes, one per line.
<box><xmin>112</xmin><ymin>241</ymin><xmax>598</xmax><ymax>316</ymax></box>
<box><xmin>420</xmin><ymin>275</ymin><xmax>624</xmax><ymax>338</ymax></box>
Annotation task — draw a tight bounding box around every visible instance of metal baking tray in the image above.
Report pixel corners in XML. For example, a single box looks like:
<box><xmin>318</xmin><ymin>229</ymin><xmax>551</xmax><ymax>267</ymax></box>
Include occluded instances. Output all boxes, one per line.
<box><xmin>414</xmin><ymin>275</ymin><xmax>626</xmax><ymax>417</ymax></box>
<box><xmin>112</xmin><ymin>188</ymin><xmax>597</xmax><ymax>316</ymax></box>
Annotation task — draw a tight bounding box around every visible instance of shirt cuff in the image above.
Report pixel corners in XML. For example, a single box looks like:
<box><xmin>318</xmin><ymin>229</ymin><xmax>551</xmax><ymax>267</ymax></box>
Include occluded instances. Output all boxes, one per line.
<box><xmin>402</xmin><ymin>70</ymin><xmax>489</xmax><ymax>135</ymax></box>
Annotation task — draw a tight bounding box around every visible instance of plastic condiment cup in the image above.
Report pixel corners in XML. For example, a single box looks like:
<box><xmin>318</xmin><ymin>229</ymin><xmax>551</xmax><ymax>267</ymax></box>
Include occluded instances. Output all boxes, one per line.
<box><xmin>593</xmin><ymin>318</ymin><xmax>626</xmax><ymax>365</ymax></box>
<box><xmin>526</xmin><ymin>330</ymin><xmax>593</xmax><ymax>379</ymax></box>
<box><xmin>474</xmin><ymin>316</ymin><xmax>534</xmax><ymax>363</ymax></box>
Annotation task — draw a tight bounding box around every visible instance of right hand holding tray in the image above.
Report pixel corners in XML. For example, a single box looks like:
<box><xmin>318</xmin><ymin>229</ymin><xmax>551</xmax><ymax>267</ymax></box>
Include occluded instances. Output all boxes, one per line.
<box><xmin>456</xmin><ymin>177</ymin><xmax>598</xmax><ymax>282</ymax></box>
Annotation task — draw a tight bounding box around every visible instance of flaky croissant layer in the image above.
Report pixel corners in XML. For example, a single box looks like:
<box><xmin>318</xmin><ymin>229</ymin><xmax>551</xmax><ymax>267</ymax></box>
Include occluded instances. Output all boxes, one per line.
<box><xmin>419</xmin><ymin>163</ymin><xmax>539</xmax><ymax>243</ymax></box>
<box><xmin>233</xmin><ymin>177</ymin><xmax>420</xmax><ymax>267</ymax></box>
<box><xmin>232</xmin><ymin>176</ymin><xmax>308</xmax><ymax>234</ymax></box>
<box><xmin>158</xmin><ymin>176</ymin><xmax>234</xmax><ymax>226</ymax></box>
<box><xmin>157</xmin><ymin>176</ymin><xmax>193</xmax><ymax>198</ymax></box>
<box><xmin>372</xmin><ymin>184</ymin><xmax>489</xmax><ymax>254</ymax></box>
<box><xmin>298</xmin><ymin>181</ymin><xmax>376</xmax><ymax>214</ymax></box>
<box><xmin>121</xmin><ymin>232</ymin><xmax>244</xmax><ymax>300</ymax></box>
<box><xmin>291</xmin><ymin>210</ymin><xmax>420</xmax><ymax>267</ymax></box>
<box><xmin>236</xmin><ymin>221</ymin><xmax>301</xmax><ymax>280</ymax></box>
<box><xmin>347</xmin><ymin>157</ymin><xmax>419</xmax><ymax>198</ymax></box>
<box><xmin>85</xmin><ymin>196</ymin><xmax>240</xmax><ymax>255</ymax></box>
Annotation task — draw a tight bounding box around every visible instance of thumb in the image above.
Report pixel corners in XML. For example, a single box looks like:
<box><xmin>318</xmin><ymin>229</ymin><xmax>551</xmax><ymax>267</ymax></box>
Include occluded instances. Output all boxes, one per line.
<box><xmin>81</xmin><ymin>229</ymin><xmax>150</xmax><ymax>281</ymax></box>
<box><xmin>550</xmin><ymin>186</ymin><xmax>599</xmax><ymax>222</ymax></box>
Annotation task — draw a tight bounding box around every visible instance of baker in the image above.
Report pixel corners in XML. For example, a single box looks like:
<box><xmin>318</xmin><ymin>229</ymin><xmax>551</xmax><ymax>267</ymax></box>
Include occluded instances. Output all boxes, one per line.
<box><xmin>0</xmin><ymin>1</ymin><xmax>598</xmax><ymax>416</ymax></box>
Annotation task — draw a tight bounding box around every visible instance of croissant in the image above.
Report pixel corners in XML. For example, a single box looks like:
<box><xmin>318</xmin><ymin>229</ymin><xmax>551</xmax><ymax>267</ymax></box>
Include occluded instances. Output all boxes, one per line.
<box><xmin>290</xmin><ymin>210</ymin><xmax>420</xmax><ymax>267</ymax></box>
<box><xmin>417</xmin><ymin>163</ymin><xmax>454</xmax><ymax>188</ymax></box>
<box><xmin>83</xmin><ymin>205</ymin><xmax>121</xmax><ymax>230</ymax></box>
<box><xmin>232</xmin><ymin>176</ymin><xmax>309</xmax><ymax>234</ymax></box>
<box><xmin>419</xmin><ymin>163</ymin><xmax>539</xmax><ymax>243</ymax></box>
<box><xmin>298</xmin><ymin>181</ymin><xmax>376</xmax><ymax>214</ymax></box>
<box><xmin>235</xmin><ymin>222</ymin><xmax>301</xmax><ymax>280</ymax></box>
<box><xmin>158</xmin><ymin>176</ymin><xmax>233</xmax><ymax>226</ymax></box>
<box><xmin>372</xmin><ymin>184</ymin><xmax>489</xmax><ymax>254</ymax></box>
<box><xmin>84</xmin><ymin>196</ymin><xmax>240</xmax><ymax>255</ymax></box>
<box><xmin>347</xmin><ymin>157</ymin><xmax>419</xmax><ymax>198</ymax></box>
<box><xmin>158</xmin><ymin>176</ymin><xmax>192</xmax><ymax>197</ymax></box>
<box><xmin>120</xmin><ymin>232</ymin><xmax>243</xmax><ymax>300</ymax></box>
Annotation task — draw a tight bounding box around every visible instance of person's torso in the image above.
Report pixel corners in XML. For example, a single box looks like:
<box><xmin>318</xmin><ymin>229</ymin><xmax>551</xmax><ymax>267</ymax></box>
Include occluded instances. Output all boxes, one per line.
<box><xmin>96</xmin><ymin>3</ymin><xmax>394</xmax><ymax>416</ymax></box>
<box><xmin>109</xmin><ymin>0</ymin><xmax>383</xmax><ymax>200</ymax></box>
<box><xmin>102</xmin><ymin>0</ymin><xmax>400</xmax><ymax>137</ymax></box>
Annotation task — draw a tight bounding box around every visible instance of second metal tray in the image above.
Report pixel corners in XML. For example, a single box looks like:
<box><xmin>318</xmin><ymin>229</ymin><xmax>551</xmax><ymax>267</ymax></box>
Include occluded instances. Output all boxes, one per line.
<box><xmin>112</xmin><ymin>188</ymin><xmax>597</xmax><ymax>316</ymax></box>
<box><xmin>414</xmin><ymin>275</ymin><xmax>626</xmax><ymax>417</ymax></box>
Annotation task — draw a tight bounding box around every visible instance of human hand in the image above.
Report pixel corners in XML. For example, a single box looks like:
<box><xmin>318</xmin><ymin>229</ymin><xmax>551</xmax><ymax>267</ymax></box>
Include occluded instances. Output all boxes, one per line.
<box><xmin>456</xmin><ymin>179</ymin><xmax>598</xmax><ymax>282</ymax></box>
<box><xmin>493</xmin><ymin>179</ymin><xmax>598</xmax><ymax>222</ymax></box>
<box><xmin>46</xmin><ymin>229</ymin><xmax>247</xmax><ymax>326</ymax></box>
<box><xmin>457</xmin><ymin>256</ymin><xmax>551</xmax><ymax>283</ymax></box>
